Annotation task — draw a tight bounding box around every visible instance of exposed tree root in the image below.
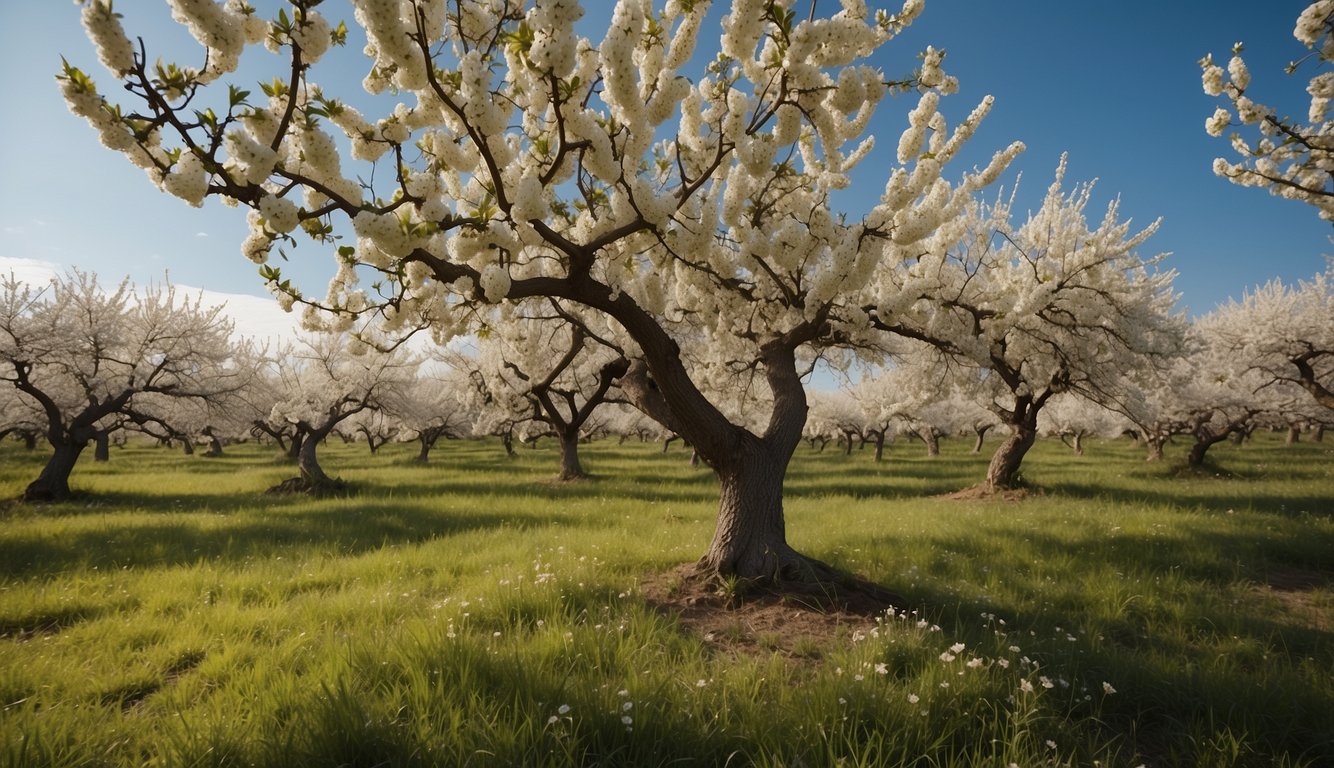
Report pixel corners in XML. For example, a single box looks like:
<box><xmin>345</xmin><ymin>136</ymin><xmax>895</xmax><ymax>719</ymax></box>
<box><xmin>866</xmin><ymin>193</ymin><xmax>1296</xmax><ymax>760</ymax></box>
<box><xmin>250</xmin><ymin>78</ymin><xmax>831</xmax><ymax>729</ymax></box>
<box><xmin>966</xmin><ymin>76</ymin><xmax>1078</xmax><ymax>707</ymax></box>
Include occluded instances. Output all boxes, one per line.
<box><xmin>263</xmin><ymin>476</ymin><xmax>354</xmax><ymax>497</ymax></box>
<box><xmin>680</xmin><ymin>553</ymin><xmax>906</xmax><ymax>616</ymax></box>
<box><xmin>640</xmin><ymin>559</ymin><xmax>911</xmax><ymax>662</ymax></box>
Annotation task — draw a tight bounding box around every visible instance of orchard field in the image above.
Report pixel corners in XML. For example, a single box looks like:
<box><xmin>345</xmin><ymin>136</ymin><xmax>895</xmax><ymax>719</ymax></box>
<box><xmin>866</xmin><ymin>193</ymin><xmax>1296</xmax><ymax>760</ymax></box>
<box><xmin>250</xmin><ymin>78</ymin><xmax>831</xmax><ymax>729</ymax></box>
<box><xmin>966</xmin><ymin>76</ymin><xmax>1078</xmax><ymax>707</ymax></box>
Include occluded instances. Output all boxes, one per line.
<box><xmin>1</xmin><ymin>432</ymin><xmax>1330</xmax><ymax>767</ymax></box>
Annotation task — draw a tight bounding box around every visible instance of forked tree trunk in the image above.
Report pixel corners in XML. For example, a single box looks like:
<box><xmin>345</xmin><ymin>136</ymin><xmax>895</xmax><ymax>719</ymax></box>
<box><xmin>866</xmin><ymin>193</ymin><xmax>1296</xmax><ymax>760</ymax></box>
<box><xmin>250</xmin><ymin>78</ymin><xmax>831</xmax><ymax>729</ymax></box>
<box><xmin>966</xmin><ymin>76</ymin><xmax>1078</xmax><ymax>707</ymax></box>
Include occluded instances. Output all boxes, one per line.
<box><xmin>414</xmin><ymin>433</ymin><xmax>436</xmax><ymax>463</ymax></box>
<box><xmin>971</xmin><ymin>425</ymin><xmax>991</xmax><ymax>454</ymax></box>
<box><xmin>24</xmin><ymin>441</ymin><xmax>86</xmax><ymax>501</ymax></box>
<box><xmin>1145</xmin><ymin>437</ymin><xmax>1166</xmax><ymax>462</ymax></box>
<box><xmin>987</xmin><ymin>422</ymin><xmax>1036</xmax><ymax>490</ymax></box>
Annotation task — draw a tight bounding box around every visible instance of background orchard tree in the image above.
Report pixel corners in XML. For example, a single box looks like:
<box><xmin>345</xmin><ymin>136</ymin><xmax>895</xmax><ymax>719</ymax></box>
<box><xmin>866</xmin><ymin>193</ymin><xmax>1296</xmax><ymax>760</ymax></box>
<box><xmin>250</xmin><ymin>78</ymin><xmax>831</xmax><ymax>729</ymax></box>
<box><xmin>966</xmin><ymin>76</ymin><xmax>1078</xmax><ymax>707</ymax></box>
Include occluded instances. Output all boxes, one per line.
<box><xmin>876</xmin><ymin>159</ymin><xmax>1185</xmax><ymax>490</ymax></box>
<box><xmin>1202</xmin><ymin>1</ymin><xmax>1334</xmax><ymax>221</ymax></box>
<box><xmin>0</xmin><ymin>384</ymin><xmax>45</xmax><ymax>450</ymax></box>
<box><xmin>267</xmin><ymin>331</ymin><xmax>414</xmax><ymax>492</ymax></box>
<box><xmin>392</xmin><ymin>366</ymin><xmax>475</xmax><ymax>464</ymax></box>
<box><xmin>64</xmin><ymin>0</ymin><xmax>1026</xmax><ymax>588</ymax></box>
<box><xmin>464</xmin><ymin>305</ymin><xmax>629</xmax><ymax>481</ymax></box>
<box><xmin>1037</xmin><ymin>393</ymin><xmax>1128</xmax><ymax>456</ymax></box>
<box><xmin>0</xmin><ymin>271</ymin><xmax>245</xmax><ymax>501</ymax></box>
<box><xmin>1209</xmin><ymin>268</ymin><xmax>1334</xmax><ymax>411</ymax></box>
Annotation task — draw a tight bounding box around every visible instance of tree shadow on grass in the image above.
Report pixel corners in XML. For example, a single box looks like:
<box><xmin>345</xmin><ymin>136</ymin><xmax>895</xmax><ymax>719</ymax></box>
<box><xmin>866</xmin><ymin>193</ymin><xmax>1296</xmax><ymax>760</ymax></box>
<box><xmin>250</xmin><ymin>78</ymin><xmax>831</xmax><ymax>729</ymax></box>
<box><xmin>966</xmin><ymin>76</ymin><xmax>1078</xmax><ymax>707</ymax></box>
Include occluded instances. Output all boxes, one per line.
<box><xmin>0</xmin><ymin>498</ymin><xmax>583</xmax><ymax>580</ymax></box>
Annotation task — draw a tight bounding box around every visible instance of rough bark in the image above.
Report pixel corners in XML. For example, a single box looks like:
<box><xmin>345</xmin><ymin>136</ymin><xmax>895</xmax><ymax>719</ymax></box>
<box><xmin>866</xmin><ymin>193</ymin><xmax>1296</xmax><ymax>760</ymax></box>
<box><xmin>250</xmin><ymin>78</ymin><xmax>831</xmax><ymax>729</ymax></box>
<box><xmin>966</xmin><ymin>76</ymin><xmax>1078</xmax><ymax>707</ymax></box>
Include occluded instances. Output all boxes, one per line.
<box><xmin>987</xmin><ymin>422</ymin><xmax>1036</xmax><ymax>490</ymax></box>
<box><xmin>23</xmin><ymin>442</ymin><xmax>85</xmax><ymax>501</ymax></box>
<box><xmin>1285</xmin><ymin>425</ymin><xmax>1301</xmax><ymax>445</ymax></box>
<box><xmin>1315</xmin><ymin>423</ymin><xmax>1325</xmax><ymax>442</ymax></box>
<box><xmin>872</xmin><ymin>431</ymin><xmax>886</xmax><ymax>463</ymax></box>
<box><xmin>923</xmin><ymin>429</ymin><xmax>940</xmax><ymax>457</ymax></box>
<box><xmin>555</xmin><ymin>428</ymin><xmax>585</xmax><ymax>481</ymax></box>
<box><xmin>297</xmin><ymin>429</ymin><xmax>335</xmax><ymax>488</ymax></box>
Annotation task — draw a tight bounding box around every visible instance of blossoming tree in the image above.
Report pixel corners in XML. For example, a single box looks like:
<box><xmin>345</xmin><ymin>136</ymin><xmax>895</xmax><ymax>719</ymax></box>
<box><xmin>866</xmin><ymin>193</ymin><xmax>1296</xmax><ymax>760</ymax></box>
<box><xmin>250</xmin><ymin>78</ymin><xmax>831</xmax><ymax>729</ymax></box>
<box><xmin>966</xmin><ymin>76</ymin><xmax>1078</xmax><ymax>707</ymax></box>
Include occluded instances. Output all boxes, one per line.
<box><xmin>63</xmin><ymin>0</ymin><xmax>1024</xmax><ymax>587</ymax></box>
<box><xmin>0</xmin><ymin>271</ymin><xmax>245</xmax><ymax>501</ymax></box>
<box><xmin>873</xmin><ymin>159</ymin><xmax>1185</xmax><ymax>490</ymax></box>
<box><xmin>460</xmin><ymin>305</ymin><xmax>629</xmax><ymax>480</ymax></box>
<box><xmin>1207</xmin><ymin>268</ymin><xmax>1334</xmax><ymax>411</ymax></box>
<box><xmin>266</xmin><ymin>330</ymin><xmax>415</xmax><ymax>491</ymax></box>
<box><xmin>1202</xmin><ymin>1</ymin><xmax>1334</xmax><ymax>221</ymax></box>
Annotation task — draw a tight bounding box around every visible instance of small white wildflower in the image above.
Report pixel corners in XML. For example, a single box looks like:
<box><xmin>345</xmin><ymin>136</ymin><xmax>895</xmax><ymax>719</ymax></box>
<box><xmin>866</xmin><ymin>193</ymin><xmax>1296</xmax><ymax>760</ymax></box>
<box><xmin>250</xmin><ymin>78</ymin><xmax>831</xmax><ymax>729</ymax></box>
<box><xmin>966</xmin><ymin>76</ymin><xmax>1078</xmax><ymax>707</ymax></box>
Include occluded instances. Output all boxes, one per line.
<box><xmin>557</xmin><ymin>704</ymin><xmax>571</xmax><ymax>715</ymax></box>
<box><xmin>1103</xmin><ymin>681</ymin><xmax>1117</xmax><ymax>695</ymax></box>
<box><xmin>907</xmin><ymin>693</ymin><xmax>920</xmax><ymax>704</ymax></box>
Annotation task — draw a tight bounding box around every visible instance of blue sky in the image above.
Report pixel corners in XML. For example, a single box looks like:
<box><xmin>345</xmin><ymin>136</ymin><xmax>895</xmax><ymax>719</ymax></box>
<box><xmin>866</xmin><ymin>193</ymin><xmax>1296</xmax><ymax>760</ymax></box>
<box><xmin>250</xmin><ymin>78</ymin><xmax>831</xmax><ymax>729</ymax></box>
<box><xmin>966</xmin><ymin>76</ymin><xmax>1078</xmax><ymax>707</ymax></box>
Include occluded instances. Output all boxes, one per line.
<box><xmin>1</xmin><ymin>0</ymin><xmax>1328</xmax><ymax>326</ymax></box>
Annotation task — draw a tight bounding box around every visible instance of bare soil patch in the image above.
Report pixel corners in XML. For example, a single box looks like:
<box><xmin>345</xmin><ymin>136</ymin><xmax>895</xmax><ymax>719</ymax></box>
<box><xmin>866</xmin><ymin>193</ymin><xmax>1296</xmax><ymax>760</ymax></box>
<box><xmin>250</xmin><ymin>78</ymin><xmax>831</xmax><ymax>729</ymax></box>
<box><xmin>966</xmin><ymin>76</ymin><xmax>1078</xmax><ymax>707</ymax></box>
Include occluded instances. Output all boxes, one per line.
<box><xmin>639</xmin><ymin>563</ymin><xmax>903</xmax><ymax>661</ymax></box>
<box><xmin>942</xmin><ymin>483</ymin><xmax>1033</xmax><ymax>502</ymax></box>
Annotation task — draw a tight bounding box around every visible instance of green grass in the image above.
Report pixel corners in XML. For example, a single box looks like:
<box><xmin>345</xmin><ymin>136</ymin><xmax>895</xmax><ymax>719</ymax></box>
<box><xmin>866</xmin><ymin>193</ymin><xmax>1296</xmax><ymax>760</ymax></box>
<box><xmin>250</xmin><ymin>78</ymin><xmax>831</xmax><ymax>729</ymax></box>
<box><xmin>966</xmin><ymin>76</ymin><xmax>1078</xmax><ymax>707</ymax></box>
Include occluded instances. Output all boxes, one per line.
<box><xmin>0</xmin><ymin>432</ymin><xmax>1330</xmax><ymax>767</ymax></box>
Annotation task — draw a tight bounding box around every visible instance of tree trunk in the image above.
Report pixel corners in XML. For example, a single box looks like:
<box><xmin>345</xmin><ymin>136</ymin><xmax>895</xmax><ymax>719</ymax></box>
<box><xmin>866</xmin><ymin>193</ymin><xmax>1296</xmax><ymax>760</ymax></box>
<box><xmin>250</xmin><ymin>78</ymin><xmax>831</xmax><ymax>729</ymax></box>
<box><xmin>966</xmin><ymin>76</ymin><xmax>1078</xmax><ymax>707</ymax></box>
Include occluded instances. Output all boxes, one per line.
<box><xmin>1145</xmin><ymin>437</ymin><xmax>1166</xmax><ymax>462</ymax></box>
<box><xmin>22</xmin><ymin>432</ymin><xmax>38</xmax><ymax>450</ymax></box>
<box><xmin>1071</xmin><ymin>431</ymin><xmax>1084</xmax><ymax>456</ymax></box>
<box><xmin>414</xmin><ymin>433</ymin><xmax>436</xmax><ymax>464</ymax></box>
<box><xmin>971</xmin><ymin>426</ymin><xmax>990</xmax><ymax>454</ymax></box>
<box><xmin>297</xmin><ymin>431</ymin><xmax>334</xmax><ymax>488</ymax></box>
<box><xmin>93</xmin><ymin>432</ymin><xmax>110</xmax><ymax>462</ymax></box>
<box><xmin>501</xmin><ymin>429</ymin><xmax>516</xmax><ymax>457</ymax></box>
<box><xmin>286</xmin><ymin>431</ymin><xmax>304</xmax><ymax>462</ymax></box>
<box><xmin>24</xmin><ymin>441</ymin><xmax>86</xmax><ymax>501</ymax></box>
<box><xmin>873</xmin><ymin>431</ymin><xmax>886</xmax><ymax>463</ymax></box>
<box><xmin>203</xmin><ymin>432</ymin><xmax>223</xmax><ymax>457</ymax></box>
<box><xmin>180</xmin><ymin>436</ymin><xmax>195</xmax><ymax>456</ymax></box>
<box><xmin>923</xmin><ymin>430</ymin><xmax>940</xmax><ymax>457</ymax></box>
<box><xmin>1187</xmin><ymin>437</ymin><xmax>1213</xmax><ymax>467</ymax></box>
<box><xmin>1286</xmin><ymin>425</ymin><xmax>1301</xmax><ymax>445</ymax></box>
<box><xmin>1314</xmin><ymin>423</ymin><xmax>1325</xmax><ymax>442</ymax></box>
<box><xmin>555</xmin><ymin>429</ymin><xmax>585</xmax><ymax>481</ymax></box>
<box><xmin>697</xmin><ymin>436</ymin><xmax>810</xmax><ymax>580</ymax></box>
<box><xmin>987</xmin><ymin>423</ymin><xmax>1036</xmax><ymax>490</ymax></box>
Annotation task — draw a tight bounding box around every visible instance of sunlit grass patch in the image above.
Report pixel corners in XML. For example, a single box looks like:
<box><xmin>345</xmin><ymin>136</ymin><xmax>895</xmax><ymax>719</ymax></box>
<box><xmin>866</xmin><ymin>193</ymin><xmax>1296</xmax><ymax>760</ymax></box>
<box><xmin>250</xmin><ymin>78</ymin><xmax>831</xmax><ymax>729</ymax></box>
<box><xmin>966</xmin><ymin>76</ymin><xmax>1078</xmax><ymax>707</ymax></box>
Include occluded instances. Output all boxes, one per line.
<box><xmin>0</xmin><ymin>432</ymin><xmax>1330</xmax><ymax>766</ymax></box>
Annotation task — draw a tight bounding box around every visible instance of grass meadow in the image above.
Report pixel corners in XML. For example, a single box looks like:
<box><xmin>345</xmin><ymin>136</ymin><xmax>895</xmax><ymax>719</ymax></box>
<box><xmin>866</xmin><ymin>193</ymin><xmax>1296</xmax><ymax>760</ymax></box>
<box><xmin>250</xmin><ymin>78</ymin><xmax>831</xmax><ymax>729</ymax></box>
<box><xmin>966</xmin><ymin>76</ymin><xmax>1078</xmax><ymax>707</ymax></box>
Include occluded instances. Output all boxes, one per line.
<box><xmin>0</xmin><ymin>431</ymin><xmax>1330</xmax><ymax>767</ymax></box>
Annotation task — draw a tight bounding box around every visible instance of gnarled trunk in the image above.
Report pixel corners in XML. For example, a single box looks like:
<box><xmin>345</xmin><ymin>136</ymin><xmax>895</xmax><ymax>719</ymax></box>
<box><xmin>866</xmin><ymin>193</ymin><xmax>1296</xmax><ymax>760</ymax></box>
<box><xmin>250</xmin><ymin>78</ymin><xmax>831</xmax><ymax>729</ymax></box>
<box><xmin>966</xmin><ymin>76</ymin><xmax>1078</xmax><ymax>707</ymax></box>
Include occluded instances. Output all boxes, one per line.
<box><xmin>297</xmin><ymin>430</ymin><xmax>335</xmax><ymax>488</ymax></box>
<box><xmin>414</xmin><ymin>433</ymin><xmax>437</xmax><ymax>463</ymax></box>
<box><xmin>697</xmin><ymin>435</ymin><xmax>808</xmax><ymax>580</ymax></box>
<box><xmin>1145</xmin><ymin>436</ymin><xmax>1166</xmax><ymax>462</ymax></box>
<box><xmin>987</xmin><ymin>422</ymin><xmax>1036</xmax><ymax>490</ymax></box>
<box><xmin>923</xmin><ymin>429</ymin><xmax>940</xmax><ymax>457</ymax></box>
<box><xmin>24</xmin><ymin>441</ymin><xmax>86</xmax><ymax>502</ymax></box>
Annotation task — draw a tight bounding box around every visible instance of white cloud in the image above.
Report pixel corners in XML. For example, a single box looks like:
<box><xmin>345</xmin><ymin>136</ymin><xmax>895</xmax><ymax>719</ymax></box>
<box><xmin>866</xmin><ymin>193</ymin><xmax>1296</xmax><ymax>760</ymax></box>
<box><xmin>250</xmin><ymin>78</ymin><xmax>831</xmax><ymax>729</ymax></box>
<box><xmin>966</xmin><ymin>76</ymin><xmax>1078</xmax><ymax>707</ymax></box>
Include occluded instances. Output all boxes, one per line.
<box><xmin>194</xmin><ymin>232</ymin><xmax>209</xmax><ymax>238</ymax></box>
<box><xmin>183</xmin><ymin>286</ymin><xmax>304</xmax><ymax>345</ymax></box>
<box><xmin>0</xmin><ymin>255</ymin><xmax>60</xmax><ymax>286</ymax></box>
